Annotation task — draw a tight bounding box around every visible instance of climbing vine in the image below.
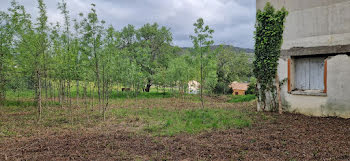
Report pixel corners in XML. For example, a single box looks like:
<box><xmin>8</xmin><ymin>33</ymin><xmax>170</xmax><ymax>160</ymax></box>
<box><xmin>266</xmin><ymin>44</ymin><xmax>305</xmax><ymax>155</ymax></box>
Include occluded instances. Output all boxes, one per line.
<box><xmin>254</xmin><ymin>2</ymin><xmax>288</xmax><ymax>111</ymax></box>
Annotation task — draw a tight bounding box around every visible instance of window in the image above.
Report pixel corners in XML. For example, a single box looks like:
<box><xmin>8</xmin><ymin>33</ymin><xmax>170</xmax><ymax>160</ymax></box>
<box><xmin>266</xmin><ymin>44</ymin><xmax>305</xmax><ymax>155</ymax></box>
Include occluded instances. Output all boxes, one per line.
<box><xmin>295</xmin><ymin>57</ymin><xmax>325</xmax><ymax>90</ymax></box>
<box><xmin>288</xmin><ymin>56</ymin><xmax>327</xmax><ymax>95</ymax></box>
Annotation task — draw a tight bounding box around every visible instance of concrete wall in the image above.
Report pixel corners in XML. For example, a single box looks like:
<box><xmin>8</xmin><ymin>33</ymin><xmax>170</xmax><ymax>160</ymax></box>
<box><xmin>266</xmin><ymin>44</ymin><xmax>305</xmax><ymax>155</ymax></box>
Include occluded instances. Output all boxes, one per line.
<box><xmin>278</xmin><ymin>55</ymin><xmax>350</xmax><ymax>118</ymax></box>
<box><xmin>257</xmin><ymin>0</ymin><xmax>350</xmax><ymax>118</ymax></box>
<box><xmin>324</xmin><ymin>55</ymin><xmax>350</xmax><ymax>117</ymax></box>
<box><xmin>257</xmin><ymin>0</ymin><xmax>350</xmax><ymax>50</ymax></box>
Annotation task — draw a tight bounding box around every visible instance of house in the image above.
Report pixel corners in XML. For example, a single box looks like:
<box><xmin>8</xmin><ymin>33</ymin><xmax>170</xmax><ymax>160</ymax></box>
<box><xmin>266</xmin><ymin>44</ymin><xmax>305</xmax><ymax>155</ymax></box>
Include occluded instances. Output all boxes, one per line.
<box><xmin>257</xmin><ymin>0</ymin><xmax>350</xmax><ymax>118</ymax></box>
<box><xmin>188</xmin><ymin>80</ymin><xmax>200</xmax><ymax>94</ymax></box>
<box><xmin>229</xmin><ymin>82</ymin><xmax>249</xmax><ymax>96</ymax></box>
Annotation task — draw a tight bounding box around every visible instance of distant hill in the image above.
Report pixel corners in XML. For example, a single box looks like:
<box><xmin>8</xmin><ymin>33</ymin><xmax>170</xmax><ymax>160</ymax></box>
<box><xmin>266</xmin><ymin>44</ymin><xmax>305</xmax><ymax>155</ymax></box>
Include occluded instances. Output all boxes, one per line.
<box><xmin>180</xmin><ymin>45</ymin><xmax>254</xmax><ymax>54</ymax></box>
<box><xmin>210</xmin><ymin>45</ymin><xmax>254</xmax><ymax>53</ymax></box>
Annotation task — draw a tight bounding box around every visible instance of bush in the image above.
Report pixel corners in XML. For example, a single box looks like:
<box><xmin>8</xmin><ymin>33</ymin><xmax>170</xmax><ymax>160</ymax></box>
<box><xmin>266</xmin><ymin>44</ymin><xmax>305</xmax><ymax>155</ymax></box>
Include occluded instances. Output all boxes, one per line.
<box><xmin>246</xmin><ymin>83</ymin><xmax>256</xmax><ymax>95</ymax></box>
<box><xmin>213</xmin><ymin>82</ymin><xmax>232</xmax><ymax>95</ymax></box>
<box><xmin>228</xmin><ymin>94</ymin><xmax>256</xmax><ymax>103</ymax></box>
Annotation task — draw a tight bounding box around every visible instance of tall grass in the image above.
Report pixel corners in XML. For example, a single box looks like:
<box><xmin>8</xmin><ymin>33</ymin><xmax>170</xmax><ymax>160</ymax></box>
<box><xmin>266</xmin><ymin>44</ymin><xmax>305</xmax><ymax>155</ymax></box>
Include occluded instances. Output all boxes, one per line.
<box><xmin>228</xmin><ymin>94</ymin><xmax>256</xmax><ymax>103</ymax></box>
<box><xmin>111</xmin><ymin>107</ymin><xmax>251</xmax><ymax>136</ymax></box>
<box><xmin>5</xmin><ymin>88</ymin><xmax>177</xmax><ymax>101</ymax></box>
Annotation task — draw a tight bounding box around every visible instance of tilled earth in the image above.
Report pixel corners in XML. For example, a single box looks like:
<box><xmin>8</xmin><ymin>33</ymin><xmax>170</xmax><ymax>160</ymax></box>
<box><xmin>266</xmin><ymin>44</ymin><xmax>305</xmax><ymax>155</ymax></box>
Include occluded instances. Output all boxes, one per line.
<box><xmin>1</xmin><ymin>106</ymin><xmax>350</xmax><ymax>160</ymax></box>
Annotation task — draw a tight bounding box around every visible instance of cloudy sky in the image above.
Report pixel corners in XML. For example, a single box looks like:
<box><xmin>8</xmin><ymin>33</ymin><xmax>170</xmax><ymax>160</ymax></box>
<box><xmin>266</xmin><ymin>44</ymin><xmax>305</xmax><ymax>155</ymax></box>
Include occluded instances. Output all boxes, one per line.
<box><xmin>1</xmin><ymin>0</ymin><xmax>256</xmax><ymax>48</ymax></box>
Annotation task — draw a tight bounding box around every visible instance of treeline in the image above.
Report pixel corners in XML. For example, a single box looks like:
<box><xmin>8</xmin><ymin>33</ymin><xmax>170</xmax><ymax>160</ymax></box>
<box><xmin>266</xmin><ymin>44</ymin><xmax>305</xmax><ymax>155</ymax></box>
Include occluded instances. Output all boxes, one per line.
<box><xmin>0</xmin><ymin>0</ymin><xmax>253</xmax><ymax>120</ymax></box>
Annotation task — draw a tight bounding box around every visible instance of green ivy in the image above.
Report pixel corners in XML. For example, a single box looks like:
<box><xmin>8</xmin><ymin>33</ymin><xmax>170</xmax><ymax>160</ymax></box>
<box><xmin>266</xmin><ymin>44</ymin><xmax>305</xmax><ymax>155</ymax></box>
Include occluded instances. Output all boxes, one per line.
<box><xmin>254</xmin><ymin>2</ymin><xmax>288</xmax><ymax>111</ymax></box>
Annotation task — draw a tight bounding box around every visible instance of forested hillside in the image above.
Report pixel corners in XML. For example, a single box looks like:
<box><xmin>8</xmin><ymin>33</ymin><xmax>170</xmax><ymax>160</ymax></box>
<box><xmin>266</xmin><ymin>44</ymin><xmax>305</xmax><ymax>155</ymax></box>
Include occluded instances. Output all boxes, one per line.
<box><xmin>181</xmin><ymin>45</ymin><xmax>254</xmax><ymax>54</ymax></box>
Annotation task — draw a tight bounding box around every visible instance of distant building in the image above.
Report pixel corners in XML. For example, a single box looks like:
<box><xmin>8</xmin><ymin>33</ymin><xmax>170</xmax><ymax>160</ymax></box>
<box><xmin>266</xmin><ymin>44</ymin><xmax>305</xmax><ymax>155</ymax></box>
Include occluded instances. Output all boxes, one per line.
<box><xmin>188</xmin><ymin>80</ymin><xmax>200</xmax><ymax>94</ymax></box>
<box><xmin>257</xmin><ymin>0</ymin><xmax>350</xmax><ymax>118</ymax></box>
<box><xmin>229</xmin><ymin>82</ymin><xmax>249</xmax><ymax>96</ymax></box>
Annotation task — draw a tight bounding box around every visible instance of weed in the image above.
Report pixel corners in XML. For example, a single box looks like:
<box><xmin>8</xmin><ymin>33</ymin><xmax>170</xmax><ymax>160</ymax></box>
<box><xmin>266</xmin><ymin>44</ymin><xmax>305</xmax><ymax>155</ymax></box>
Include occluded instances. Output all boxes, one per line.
<box><xmin>110</xmin><ymin>107</ymin><xmax>252</xmax><ymax>136</ymax></box>
<box><xmin>228</xmin><ymin>94</ymin><xmax>256</xmax><ymax>103</ymax></box>
<box><xmin>0</xmin><ymin>128</ymin><xmax>17</xmax><ymax>137</ymax></box>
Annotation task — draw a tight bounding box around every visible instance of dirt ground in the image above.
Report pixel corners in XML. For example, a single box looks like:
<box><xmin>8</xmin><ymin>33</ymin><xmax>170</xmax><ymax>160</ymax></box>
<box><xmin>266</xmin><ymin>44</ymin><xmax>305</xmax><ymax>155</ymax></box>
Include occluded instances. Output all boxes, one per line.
<box><xmin>1</xmin><ymin>98</ymin><xmax>350</xmax><ymax>161</ymax></box>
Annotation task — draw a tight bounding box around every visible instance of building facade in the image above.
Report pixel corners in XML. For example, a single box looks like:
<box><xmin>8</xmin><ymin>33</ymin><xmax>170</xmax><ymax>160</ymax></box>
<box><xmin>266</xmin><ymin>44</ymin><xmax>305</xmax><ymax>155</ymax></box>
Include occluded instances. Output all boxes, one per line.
<box><xmin>257</xmin><ymin>0</ymin><xmax>350</xmax><ymax>118</ymax></box>
<box><xmin>188</xmin><ymin>80</ymin><xmax>200</xmax><ymax>94</ymax></box>
<box><xmin>229</xmin><ymin>82</ymin><xmax>249</xmax><ymax>96</ymax></box>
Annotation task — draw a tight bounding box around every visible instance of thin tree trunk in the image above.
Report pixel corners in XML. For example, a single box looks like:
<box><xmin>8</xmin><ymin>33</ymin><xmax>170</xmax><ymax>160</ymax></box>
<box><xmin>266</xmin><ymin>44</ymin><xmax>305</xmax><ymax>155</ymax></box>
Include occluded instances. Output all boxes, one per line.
<box><xmin>0</xmin><ymin>47</ymin><xmax>4</xmax><ymax>106</ymax></box>
<box><xmin>85</xmin><ymin>81</ymin><xmax>90</xmax><ymax>121</ymax></box>
<box><xmin>60</xmin><ymin>80</ymin><xmax>64</xmax><ymax>107</ymax></box>
<box><xmin>68</xmin><ymin>80</ymin><xmax>72</xmax><ymax>107</ymax></box>
<box><xmin>36</xmin><ymin>70</ymin><xmax>42</xmax><ymax>122</ymax></box>
<box><xmin>84</xmin><ymin>81</ymin><xmax>87</xmax><ymax>111</ymax></box>
<box><xmin>68</xmin><ymin>80</ymin><xmax>73</xmax><ymax>124</ymax></box>
<box><xmin>145</xmin><ymin>79</ymin><xmax>152</xmax><ymax>93</ymax></box>
<box><xmin>93</xmin><ymin>39</ymin><xmax>101</xmax><ymax>112</ymax></box>
<box><xmin>276</xmin><ymin>74</ymin><xmax>283</xmax><ymax>114</ymax></box>
<box><xmin>200</xmin><ymin>41</ymin><xmax>204</xmax><ymax>108</ymax></box>
<box><xmin>66</xmin><ymin>81</ymin><xmax>69</xmax><ymax>105</ymax></box>
<box><xmin>102</xmin><ymin>65</ymin><xmax>105</xmax><ymax>113</ymax></box>
<box><xmin>76</xmin><ymin>80</ymin><xmax>79</xmax><ymax>106</ymax></box>
<box><xmin>55</xmin><ymin>81</ymin><xmax>58</xmax><ymax>103</ymax></box>
<box><xmin>44</xmin><ymin>77</ymin><xmax>48</xmax><ymax>102</ymax></box>
<box><xmin>58</xmin><ymin>80</ymin><xmax>61</xmax><ymax>104</ymax></box>
<box><xmin>103</xmin><ymin>79</ymin><xmax>109</xmax><ymax>121</ymax></box>
<box><xmin>91</xmin><ymin>84</ymin><xmax>94</xmax><ymax>111</ymax></box>
<box><xmin>49</xmin><ymin>81</ymin><xmax>52</xmax><ymax>101</ymax></box>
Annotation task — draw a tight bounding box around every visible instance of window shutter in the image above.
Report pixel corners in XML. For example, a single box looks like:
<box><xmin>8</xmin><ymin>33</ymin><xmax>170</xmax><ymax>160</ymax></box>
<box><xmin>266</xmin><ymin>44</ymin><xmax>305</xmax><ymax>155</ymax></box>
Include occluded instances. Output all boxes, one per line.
<box><xmin>288</xmin><ymin>59</ymin><xmax>291</xmax><ymax>92</ymax></box>
<box><xmin>295</xmin><ymin>58</ymin><xmax>310</xmax><ymax>90</ymax></box>
<box><xmin>324</xmin><ymin>60</ymin><xmax>327</xmax><ymax>93</ymax></box>
<box><xmin>309</xmin><ymin>58</ymin><xmax>325</xmax><ymax>90</ymax></box>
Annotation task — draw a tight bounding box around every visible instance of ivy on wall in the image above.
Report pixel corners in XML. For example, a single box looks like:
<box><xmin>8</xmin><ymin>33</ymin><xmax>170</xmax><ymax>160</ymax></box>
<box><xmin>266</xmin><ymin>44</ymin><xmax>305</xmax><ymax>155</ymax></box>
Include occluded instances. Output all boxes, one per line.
<box><xmin>254</xmin><ymin>2</ymin><xmax>288</xmax><ymax>111</ymax></box>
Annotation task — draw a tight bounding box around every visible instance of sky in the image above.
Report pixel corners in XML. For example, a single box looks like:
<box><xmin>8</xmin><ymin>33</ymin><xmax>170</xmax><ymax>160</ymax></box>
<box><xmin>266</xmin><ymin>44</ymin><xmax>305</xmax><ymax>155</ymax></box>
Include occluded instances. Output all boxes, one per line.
<box><xmin>0</xmin><ymin>0</ymin><xmax>256</xmax><ymax>48</ymax></box>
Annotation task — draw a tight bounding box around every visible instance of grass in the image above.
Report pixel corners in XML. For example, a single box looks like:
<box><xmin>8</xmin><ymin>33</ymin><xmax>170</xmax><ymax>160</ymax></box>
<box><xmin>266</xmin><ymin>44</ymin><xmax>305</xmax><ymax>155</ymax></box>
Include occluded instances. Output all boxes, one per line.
<box><xmin>228</xmin><ymin>94</ymin><xmax>256</xmax><ymax>103</ymax></box>
<box><xmin>110</xmin><ymin>107</ymin><xmax>251</xmax><ymax>136</ymax></box>
<box><xmin>5</xmin><ymin>89</ymin><xmax>176</xmax><ymax>100</ymax></box>
<box><xmin>1</xmin><ymin>91</ymin><xmax>254</xmax><ymax>138</ymax></box>
<box><xmin>0</xmin><ymin>99</ymin><xmax>102</xmax><ymax>138</ymax></box>
<box><xmin>109</xmin><ymin>91</ymin><xmax>174</xmax><ymax>99</ymax></box>
<box><xmin>5</xmin><ymin>90</ymin><xmax>34</xmax><ymax>99</ymax></box>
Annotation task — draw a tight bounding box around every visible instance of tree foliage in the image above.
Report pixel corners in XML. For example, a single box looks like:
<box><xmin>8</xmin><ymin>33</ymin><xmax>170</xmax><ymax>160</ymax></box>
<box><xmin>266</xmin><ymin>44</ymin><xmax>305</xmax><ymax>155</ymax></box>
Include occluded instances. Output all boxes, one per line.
<box><xmin>215</xmin><ymin>47</ymin><xmax>253</xmax><ymax>94</ymax></box>
<box><xmin>254</xmin><ymin>2</ymin><xmax>288</xmax><ymax>111</ymax></box>
<box><xmin>0</xmin><ymin>1</ymin><xmax>254</xmax><ymax>120</ymax></box>
<box><xmin>190</xmin><ymin>18</ymin><xmax>215</xmax><ymax>108</ymax></box>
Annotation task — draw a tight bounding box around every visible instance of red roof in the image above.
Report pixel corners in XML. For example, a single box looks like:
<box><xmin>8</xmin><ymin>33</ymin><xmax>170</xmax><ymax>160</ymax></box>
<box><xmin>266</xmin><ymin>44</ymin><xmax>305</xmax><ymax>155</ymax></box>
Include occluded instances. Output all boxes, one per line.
<box><xmin>229</xmin><ymin>82</ymin><xmax>249</xmax><ymax>91</ymax></box>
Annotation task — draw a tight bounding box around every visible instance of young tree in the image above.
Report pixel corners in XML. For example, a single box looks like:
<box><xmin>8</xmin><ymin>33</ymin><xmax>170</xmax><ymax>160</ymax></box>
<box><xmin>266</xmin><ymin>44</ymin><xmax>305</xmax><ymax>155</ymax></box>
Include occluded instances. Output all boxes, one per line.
<box><xmin>0</xmin><ymin>11</ymin><xmax>12</xmax><ymax>105</ymax></box>
<box><xmin>101</xmin><ymin>25</ymin><xmax>120</xmax><ymax>120</ymax></box>
<box><xmin>254</xmin><ymin>3</ymin><xmax>288</xmax><ymax>113</ymax></box>
<box><xmin>0</xmin><ymin>0</ymin><xmax>28</xmax><ymax>105</ymax></box>
<box><xmin>58</xmin><ymin>0</ymin><xmax>81</xmax><ymax>110</ymax></box>
<box><xmin>190</xmin><ymin>18</ymin><xmax>214</xmax><ymax>108</ymax></box>
<box><xmin>81</xmin><ymin>3</ymin><xmax>105</xmax><ymax>111</ymax></box>
<box><xmin>14</xmin><ymin>0</ymin><xmax>49</xmax><ymax>120</ymax></box>
<box><xmin>34</xmin><ymin>0</ymin><xmax>49</xmax><ymax>120</ymax></box>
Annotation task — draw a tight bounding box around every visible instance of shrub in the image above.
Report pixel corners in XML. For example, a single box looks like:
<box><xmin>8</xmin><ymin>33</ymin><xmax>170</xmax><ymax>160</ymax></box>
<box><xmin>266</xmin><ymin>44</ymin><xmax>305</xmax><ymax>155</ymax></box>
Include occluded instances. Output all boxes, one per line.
<box><xmin>228</xmin><ymin>94</ymin><xmax>256</xmax><ymax>103</ymax></box>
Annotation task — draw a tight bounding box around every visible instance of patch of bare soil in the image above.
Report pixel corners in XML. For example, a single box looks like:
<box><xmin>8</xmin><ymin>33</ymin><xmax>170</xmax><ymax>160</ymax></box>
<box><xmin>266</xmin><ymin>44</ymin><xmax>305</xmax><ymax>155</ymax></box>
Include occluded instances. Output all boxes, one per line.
<box><xmin>1</xmin><ymin>111</ymin><xmax>350</xmax><ymax>161</ymax></box>
<box><xmin>110</xmin><ymin>97</ymin><xmax>254</xmax><ymax>110</ymax></box>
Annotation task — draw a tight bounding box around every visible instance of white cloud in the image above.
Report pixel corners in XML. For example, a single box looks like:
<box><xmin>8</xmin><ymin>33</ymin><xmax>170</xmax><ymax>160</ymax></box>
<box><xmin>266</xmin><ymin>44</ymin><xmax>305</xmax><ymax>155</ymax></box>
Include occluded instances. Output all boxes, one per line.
<box><xmin>0</xmin><ymin>0</ymin><xmax>256</xmax><ymax>48</ymax></box>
